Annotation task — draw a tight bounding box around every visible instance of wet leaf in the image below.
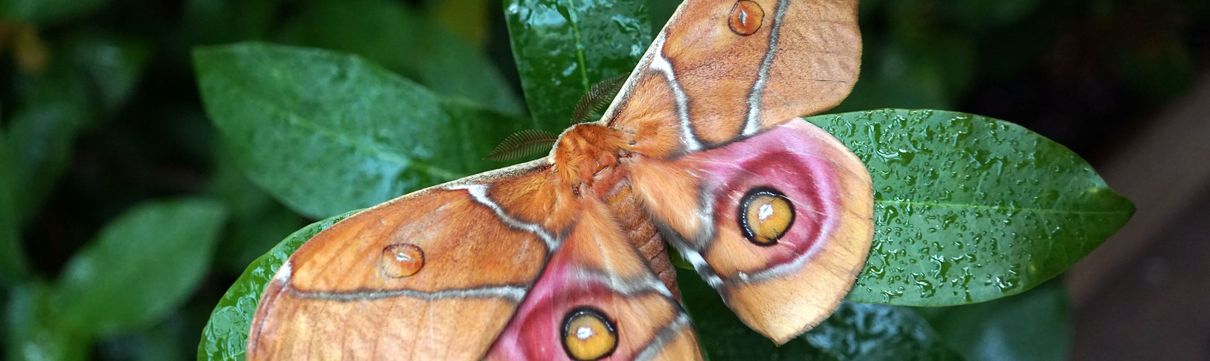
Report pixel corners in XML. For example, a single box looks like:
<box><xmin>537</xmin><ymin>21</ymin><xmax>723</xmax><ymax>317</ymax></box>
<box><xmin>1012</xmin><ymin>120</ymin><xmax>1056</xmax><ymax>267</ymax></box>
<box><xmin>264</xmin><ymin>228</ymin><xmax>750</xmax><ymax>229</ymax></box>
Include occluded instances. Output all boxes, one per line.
<box><xmin>197</xmin><ymin>212</ymin><xmax>353</xmax><ymax>361</ymax></box>
<box><xmin>277</xmin><ymin>0</ymin><xmax>523</xmax><ymax>116</ymax></box>
<box><xmin>54</xmin><ymin>198</ymin><xmax>228</xmax><ymax>336</ymax></box>
<box><xmin>503</xmin><ymin>0</ymin><xmax>652</xmax><ymax>131</ymax></box>
<box><xmin>194</xmin><ymin>43</ymin><xmax>529</xmax><ymax>218</ymax></box>
<box><xmin>807</xmin><ymin>109</ymin><xmax>1133</xmax><ymax>306</ymax></box>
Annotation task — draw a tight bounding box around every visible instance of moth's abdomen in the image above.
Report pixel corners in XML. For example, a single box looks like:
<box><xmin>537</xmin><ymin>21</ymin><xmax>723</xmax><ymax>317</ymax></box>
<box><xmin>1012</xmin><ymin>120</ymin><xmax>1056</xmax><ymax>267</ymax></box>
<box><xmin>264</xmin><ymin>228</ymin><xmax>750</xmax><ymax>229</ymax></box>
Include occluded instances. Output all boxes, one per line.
<box><xmin>603</xmin><ymin>178</ymin><xmax>680</xmax><ymax>298</ymax></box>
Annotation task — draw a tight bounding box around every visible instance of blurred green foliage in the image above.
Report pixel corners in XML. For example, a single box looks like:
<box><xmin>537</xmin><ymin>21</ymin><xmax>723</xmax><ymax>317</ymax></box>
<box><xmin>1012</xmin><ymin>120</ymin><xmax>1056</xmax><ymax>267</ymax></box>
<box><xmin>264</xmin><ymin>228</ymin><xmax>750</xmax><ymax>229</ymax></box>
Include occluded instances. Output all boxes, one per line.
<box><xmin>0</xmin><ymin>0</ymin><xmax>1198</xmax><ymax>359</ymax></box>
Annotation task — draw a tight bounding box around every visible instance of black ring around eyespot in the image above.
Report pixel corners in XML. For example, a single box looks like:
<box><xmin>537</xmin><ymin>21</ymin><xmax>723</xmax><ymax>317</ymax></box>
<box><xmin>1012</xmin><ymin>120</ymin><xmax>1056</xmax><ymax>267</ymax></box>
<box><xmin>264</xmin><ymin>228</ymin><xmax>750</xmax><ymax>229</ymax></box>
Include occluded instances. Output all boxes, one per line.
<box><xmin>738</xmin><ymin>186</ymin><xmax>794</xmax><ymax>246</ymax></box>
<box><xmin>561</xmin><ymin>306</ymin><xmax>618</xmax><ymax>360</ymax></box>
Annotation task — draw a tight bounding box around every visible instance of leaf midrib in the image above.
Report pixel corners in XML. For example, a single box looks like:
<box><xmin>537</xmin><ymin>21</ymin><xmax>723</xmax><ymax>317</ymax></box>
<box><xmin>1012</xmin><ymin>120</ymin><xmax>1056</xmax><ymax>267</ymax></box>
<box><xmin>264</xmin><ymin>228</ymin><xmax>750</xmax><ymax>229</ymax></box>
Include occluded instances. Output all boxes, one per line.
<box><xmin>564</xmin><ymin>0</ymin><xmax>592</xmax><ymax>93</ymax></box>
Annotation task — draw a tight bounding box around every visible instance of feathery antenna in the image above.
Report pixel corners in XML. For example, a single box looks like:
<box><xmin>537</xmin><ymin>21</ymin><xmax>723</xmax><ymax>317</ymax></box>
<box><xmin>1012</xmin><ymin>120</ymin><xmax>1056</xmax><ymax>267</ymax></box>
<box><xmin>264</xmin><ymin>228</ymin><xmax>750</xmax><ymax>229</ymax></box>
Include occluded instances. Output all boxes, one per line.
<box><xmin>484</xmin><ymin>129</ymin><xmax>560</xmax><ymax>161</ymax></box>
<box><xmin>570</xmin><ymin>74</ymin><xmax>628</xmax><ymax>124</ymax></box>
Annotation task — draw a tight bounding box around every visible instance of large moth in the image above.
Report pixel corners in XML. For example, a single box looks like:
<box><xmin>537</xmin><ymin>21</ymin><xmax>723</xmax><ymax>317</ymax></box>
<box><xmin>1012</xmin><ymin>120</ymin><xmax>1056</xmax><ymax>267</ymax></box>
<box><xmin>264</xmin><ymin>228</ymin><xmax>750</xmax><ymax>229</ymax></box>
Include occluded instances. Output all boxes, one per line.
<box><xmin>247</xmin><ymin>0</ymin><xmax>871</xmax><ymax>359</ymax></box>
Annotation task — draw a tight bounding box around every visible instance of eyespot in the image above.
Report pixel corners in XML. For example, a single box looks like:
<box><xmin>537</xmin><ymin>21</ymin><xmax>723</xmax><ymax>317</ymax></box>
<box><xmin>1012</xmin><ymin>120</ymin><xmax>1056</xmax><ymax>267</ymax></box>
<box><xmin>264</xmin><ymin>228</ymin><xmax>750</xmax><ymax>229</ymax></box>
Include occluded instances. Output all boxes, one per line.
<box><xmin>739</xmin><ymin>187</ymin><xmax>795</xmax><ymax>246</ymax></box>
<box><xmin>561</xmin><ymin>307</ymin><xmax>617</xmax><ymax>360</ymax></box>
<box><xmin>728</xmin><ymin>0</ymin><xmax>765</xmax><ymax>36</ymax></box>
<box><xmin>380</xmin><ymin>243</ymin><xmax>424</xmax><ymax>278</ymax></box>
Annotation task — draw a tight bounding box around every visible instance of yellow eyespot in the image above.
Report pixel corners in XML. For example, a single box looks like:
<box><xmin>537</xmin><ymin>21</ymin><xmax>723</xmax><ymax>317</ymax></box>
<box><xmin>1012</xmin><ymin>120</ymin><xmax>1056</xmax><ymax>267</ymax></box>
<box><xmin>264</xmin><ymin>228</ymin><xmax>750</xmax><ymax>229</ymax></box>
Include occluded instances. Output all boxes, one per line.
<box><xmin>562</xmin><ymin>308</ymin><xmax>617</xmax><ymax>360</ymax></box>
<box><xmin>728</xmin><ymin>0</ymin><xmax>765</xmax><ymax>36</ymax></box>
<box><xmin>380</xmin><ymin>243</ymin><xmax>424</xmax><ymax>278</ymax></box>
<box><xmin>740</xmin><ymin>188</ymin><xmax>795</xmax><ymax>246</ymax></box>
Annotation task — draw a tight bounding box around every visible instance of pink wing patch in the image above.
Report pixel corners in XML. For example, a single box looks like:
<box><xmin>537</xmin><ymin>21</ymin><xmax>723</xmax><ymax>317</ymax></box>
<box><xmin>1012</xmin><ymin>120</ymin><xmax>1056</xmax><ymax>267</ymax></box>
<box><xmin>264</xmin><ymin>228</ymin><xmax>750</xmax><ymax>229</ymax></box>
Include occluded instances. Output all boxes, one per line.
<box><xmin>486</xmin><ymin>199</ymin><xmax>701</xmax><ymax>360</ymax></box>
<box><xmin>684</xmin><ymin>121</ymin><xmax>849</xmax><ymax>278</ymax></box>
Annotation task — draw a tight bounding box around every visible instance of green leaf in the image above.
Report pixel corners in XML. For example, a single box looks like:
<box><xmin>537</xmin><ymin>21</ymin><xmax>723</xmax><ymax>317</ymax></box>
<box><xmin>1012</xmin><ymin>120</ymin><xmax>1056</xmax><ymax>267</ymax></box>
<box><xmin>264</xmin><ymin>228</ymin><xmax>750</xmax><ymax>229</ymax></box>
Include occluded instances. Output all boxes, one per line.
<box><xmin>805</xmin><ymin>303</ymin><xmax>962</xmax><ymax>360</ymax></box>
<box><xmin>53</xmin><ymin>198</ymin><xmax>228</xmax><ymax>336</ymax></box>
<box><xmin>806</xmin><ymin>109</ymin><xmax>1133</xmax><ymax>306</ymax></box>
<box><xmin>503</xmin><ymin>0</ymin><xmax>653</xmax><ymax>131</ymax></box>
<box><xmin>198</xmin><ymin>212</ymin><xmax>353</xmax><ymax>361</ymax></box>
<box><xmin>194</xmin><ymin>43</ymin><xmax>529</xmax><ymax>218</ymax></box>
<box><xmin>681</xmin><ymin>269</ymin><xmax>959</xmax><ymax>360</ymax></box>
<box><xmin>5</xmin><ymin>282</ymin><xmax>87</xmax><ymax>361</ymax></box>
<box><xmin>65</xmin><ymin>33</ymin><xmax>152</xmax><ymax>113</ymax></box>
<box><xmin>919</xmin><ymin>281</ymin><xmax>1070</xmax><ymax>361</ymax></box>
<box><xmin>0</xmin><ymin>0</ymin><xmax>107</xmax><ymax>24</ymax></box>
<box><xmin>277</xmin><ymin>0</ymin><xmax>524</xmax><ymax>116</ymax></box>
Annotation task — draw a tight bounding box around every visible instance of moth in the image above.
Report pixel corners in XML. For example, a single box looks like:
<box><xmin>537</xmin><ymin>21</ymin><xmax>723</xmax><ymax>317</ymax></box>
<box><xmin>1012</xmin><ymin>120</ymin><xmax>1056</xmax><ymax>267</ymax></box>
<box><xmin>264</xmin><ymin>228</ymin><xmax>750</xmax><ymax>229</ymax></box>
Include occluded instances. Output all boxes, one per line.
<box><xmin>247</xmin><ymin>0</ymin><xmax>871</xmax><ymax>359</ymax></box>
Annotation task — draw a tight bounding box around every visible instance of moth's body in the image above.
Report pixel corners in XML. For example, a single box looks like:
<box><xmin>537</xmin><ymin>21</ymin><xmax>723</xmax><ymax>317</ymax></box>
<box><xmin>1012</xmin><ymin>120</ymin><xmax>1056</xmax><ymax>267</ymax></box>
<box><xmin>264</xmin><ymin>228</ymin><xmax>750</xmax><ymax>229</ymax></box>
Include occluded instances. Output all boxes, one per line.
<box><xmin>551</xmin><ymin>122</ymin><xmax>686</xmax><ymax>293</ymax></box>
<box><xmin>248</xmin><ymin>1</ymin><xmax>870</xmax><ymax>360</ymax></box>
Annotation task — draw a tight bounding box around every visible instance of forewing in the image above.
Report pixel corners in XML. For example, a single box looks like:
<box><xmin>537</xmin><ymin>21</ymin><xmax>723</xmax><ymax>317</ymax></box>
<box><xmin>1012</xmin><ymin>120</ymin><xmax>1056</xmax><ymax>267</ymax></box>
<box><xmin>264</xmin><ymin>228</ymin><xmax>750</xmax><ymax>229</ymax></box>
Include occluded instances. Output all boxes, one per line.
<box><xmin>602</xmin><ymin>0</ymin><xmax>860</xmax><ymax>157</ymax></box>
<box><xmin>248</xmin><ymin>161</ymin><xmax>565</xmax><ymax>360</ymax></box>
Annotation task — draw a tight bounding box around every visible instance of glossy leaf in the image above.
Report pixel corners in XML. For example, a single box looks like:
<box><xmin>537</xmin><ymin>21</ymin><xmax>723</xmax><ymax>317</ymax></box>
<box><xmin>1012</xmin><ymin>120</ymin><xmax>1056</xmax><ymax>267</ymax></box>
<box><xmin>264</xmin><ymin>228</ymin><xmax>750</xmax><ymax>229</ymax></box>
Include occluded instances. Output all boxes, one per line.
<box><xmin>197</xmin><ymin>212</ymin><xmax>352</xmax><ymax>361</ymax></box>
<box><xmin>503</xmin><ymin>0</ymin><xmax>652</xmax><ymax>131</ymax></box>
<box><xmin>194</xmin><ymin>43</ymin><xmax>529</xmax><ymax>218</ymax></box>
<box><xmin>919</xmin><ymin>282</ymin><xmax>1070</xmax><ymax>361</ymax></box>
<box><xmin>277</xmin><ymin>0</ymin><xmax>523</xmax><ymax>116</ymax></box>
<box><xmin>806</xmin><ymin>109</ymin><xmax>1134</xmax><ymax>306</ymax></box>
<box><xmin>5</xmin><ymin>282</ymin><xmax>87</xmax><ymax>361</ymax></box>
<box><xmin>54</xmin><ymin>198</ymin><xmax>227</xmax><ymax>336</ymax></box>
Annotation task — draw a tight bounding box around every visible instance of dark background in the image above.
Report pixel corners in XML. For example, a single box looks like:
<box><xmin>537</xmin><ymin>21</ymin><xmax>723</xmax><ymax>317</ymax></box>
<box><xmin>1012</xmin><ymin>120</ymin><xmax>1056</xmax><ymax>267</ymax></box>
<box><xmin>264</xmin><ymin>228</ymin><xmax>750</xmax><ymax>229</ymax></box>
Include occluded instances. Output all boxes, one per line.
<box><xmin>2</xmin><ymin>0</ymin><xmax>1208</xmax><ymax>359</ymax></box>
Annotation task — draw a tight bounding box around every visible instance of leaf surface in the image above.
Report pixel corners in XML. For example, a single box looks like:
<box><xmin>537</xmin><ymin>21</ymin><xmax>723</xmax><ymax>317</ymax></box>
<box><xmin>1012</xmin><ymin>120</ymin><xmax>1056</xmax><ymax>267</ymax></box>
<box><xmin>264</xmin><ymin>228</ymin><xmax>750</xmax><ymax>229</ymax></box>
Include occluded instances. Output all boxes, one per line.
<box><xmin>194</xmin><ymin>43</ymin><xmax>528</xmax><ymax>218</ymax></box>
<box><xmin>503</xmin><ymin>0</ymin><xmax>652</xmax><ymax>130</ymax></box>
<box><xmin>808</xmin><ymin>109</ymin><xmax>1133</xmax><ymax>306</ymax></box>
<box><xmin>54</xmin><ymin>198</ymin><xmax>227</xmax><ymax>336</ymax></box>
